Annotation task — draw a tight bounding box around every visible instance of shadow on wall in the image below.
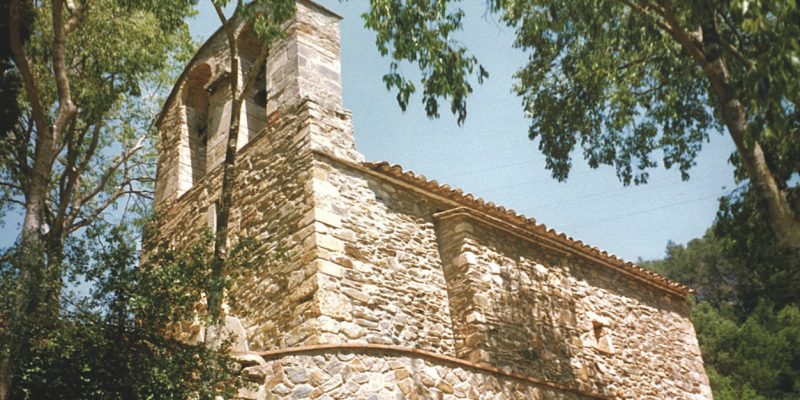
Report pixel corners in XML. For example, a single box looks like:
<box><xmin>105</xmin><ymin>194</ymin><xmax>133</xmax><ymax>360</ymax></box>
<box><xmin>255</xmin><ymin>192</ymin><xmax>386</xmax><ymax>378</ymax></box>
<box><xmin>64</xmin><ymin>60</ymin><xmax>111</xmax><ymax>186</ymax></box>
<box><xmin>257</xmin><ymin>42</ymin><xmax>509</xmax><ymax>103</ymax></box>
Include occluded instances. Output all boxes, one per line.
<box><xmin>434</xmin><ymin>213</ymin><xmax>606</xmax><ymax>395</ymax></box>
<box><xmin>433</xmin><ymin>209</ymin><xmax>694</xmax><ymax>398</ymax></box>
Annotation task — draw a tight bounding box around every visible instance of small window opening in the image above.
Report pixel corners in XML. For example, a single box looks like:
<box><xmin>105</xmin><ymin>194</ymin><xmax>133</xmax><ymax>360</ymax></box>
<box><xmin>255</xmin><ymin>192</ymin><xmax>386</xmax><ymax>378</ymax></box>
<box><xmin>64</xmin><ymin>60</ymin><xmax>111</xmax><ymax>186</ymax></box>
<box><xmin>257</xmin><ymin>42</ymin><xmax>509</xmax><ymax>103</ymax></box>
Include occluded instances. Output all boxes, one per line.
<box><xmin>198</xmin><ymin>123</ymin><xmax>208</xmax><ymax>146</ymax></box>
<box><xmin>254</xmin><ymin>89</ymin><xmax>267</xmax><ymax>108</ymax></box>
<box><xmin>591</xmin><ymin>319</ymin><xmax>614</xmax><ymax>354</ymax></box>
<box><xmin>593</xmin><ymin>321</ymin><xmax>606</xmax><ymax>342</ymax></box>
<box><xmin>247</xmin><ymin>66</ymin><xmax>269</xmax><ymax>140</ymax></box>
<box><xmin>254</xmin><ymin>67</ymin><xmax>267</xmax><ymax>107</ymax></box>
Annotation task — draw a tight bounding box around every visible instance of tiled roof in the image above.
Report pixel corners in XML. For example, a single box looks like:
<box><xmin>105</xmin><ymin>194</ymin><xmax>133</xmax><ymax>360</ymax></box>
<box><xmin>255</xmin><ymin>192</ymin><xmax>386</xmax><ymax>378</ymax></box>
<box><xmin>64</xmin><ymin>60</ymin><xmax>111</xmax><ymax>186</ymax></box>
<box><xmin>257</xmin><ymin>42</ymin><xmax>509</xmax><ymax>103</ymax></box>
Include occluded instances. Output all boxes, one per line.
<box><xmin>362</xmin><ymin>160</ymin><xmax>693</xmax><ymax>297</ymax></box>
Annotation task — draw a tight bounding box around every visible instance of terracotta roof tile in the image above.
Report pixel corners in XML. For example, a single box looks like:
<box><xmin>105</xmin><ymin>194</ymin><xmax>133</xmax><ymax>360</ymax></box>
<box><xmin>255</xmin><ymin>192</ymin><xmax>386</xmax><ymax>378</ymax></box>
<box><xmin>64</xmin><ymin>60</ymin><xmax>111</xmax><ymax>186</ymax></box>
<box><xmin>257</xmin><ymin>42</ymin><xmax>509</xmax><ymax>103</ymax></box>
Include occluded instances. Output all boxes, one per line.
<box><xmin>362</xmin><ymin>160</ymin><xmax>692</xmax><ymax>296</ymax></box>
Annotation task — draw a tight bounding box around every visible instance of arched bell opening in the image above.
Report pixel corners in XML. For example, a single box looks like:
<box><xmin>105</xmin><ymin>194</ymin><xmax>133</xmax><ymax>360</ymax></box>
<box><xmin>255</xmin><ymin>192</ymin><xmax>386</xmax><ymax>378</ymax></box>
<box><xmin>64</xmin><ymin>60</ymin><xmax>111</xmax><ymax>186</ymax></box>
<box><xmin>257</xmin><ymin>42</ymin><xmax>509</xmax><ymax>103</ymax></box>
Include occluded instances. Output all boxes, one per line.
<box><xmin>237</xmin><ymin>25</ymin><xmax>270</xmax><ymax>142</ymax></box>
<box><xmin>181</xmin><ymin>63</ymin><xmax>213</xmax><ymax>186</ymax></box>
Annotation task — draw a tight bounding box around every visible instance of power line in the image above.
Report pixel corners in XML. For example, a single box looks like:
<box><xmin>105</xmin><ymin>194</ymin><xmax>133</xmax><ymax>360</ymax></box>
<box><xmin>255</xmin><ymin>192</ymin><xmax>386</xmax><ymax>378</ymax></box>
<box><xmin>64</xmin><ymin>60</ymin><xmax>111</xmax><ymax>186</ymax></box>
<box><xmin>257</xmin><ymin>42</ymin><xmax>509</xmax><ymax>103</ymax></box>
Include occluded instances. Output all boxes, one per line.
<box><xmin>437</xmin><ymin>160</ymin><xmax>535</xmax><ymax>179</ymax></box>
<box><xmin>562</xmin><ymin>191</ymin><xmax>726</xmax><ymax>232</ymax></box>
<box><xmin>392</xmin><ymin>138</ymin><xmax>732</xmax><ymax>187</ymax></box>
<box><xmin>525</xmin><ymin>168</ymin><xmax>730</xmax><ymax>212</ymax></box>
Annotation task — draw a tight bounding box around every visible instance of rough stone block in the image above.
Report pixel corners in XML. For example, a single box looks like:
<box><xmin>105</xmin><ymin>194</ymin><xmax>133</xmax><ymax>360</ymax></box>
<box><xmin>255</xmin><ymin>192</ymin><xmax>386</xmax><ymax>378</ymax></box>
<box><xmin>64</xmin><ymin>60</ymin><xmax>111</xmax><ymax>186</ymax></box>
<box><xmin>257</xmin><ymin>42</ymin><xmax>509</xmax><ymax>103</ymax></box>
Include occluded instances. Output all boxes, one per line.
<box><xmin>316</xmin><ymin>259</ymin><xmax>344</xmax><ymax>278</ymax></box>
<box><xmin>315</xmin><ymin>234</ymin><xmax>344</xmax><ymax>252</ymax></box>
<box><xmin>303</xmin><ymin>207</ymin><xmax>342</xmax><ymax>229</ymax></box>
<box><xmin>313</xmin><ymin>290</ymin><xmax>352</xmax><ymax>321</ymax></box>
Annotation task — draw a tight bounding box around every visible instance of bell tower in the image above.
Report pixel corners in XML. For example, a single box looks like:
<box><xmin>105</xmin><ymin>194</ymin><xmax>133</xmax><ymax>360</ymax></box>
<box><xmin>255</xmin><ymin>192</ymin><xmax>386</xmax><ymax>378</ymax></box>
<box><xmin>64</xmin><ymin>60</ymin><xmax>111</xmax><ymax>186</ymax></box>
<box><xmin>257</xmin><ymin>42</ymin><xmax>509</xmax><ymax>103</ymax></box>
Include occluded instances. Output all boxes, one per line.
<box><xmin>151</xmin><ymin>0</ymin><xmax>364</xmax><ymax>350</ymax></box>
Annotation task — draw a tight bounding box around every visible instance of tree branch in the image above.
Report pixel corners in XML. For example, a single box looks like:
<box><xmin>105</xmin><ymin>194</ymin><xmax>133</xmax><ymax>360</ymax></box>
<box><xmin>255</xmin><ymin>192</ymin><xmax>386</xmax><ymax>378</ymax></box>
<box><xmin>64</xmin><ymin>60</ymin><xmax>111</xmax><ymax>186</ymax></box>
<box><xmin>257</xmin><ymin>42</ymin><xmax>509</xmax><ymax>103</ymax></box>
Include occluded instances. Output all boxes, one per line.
<box><xmin>0</xmin><ymin>182</ymin><xmax>23</xmax><ymax>191</ymax></box>
<box><xmin>641</xmin><ymin>0</ymin><xmax>667</xmax><ymax>19</ymax></box>
<box><xmin>67</xmin><ymin>117</ymin><xmax>102</xmax><ymax>205</ymax></box>
<box><xmin>67</xmin><ymin>188</ymin><xmax>152</xmax><ymax>236</ymax></box>
<box><xmin>62</xmin><ymin>134</ymin><xmax>147</xmax><ymax>236</ymax></box>
<box><xmin>211</xmin><ymin>0</ymin><xmax>238</xmax><ymax>100</ymax></box>
<box><xmin>661</xmin><ymin>0</ymin><xmax>711</xmax><ymax>71</ymax></box>
<box><xmin>9</xmin><ymin>0</ymin><xmax>49</xmax><ymax>138</ymax></box>
<box><xmin>64</xmin><ymin>3</ymin><xmax>88</xmax><ymax>35</ymax></box>
<box><xmin>43</xmin><ymin>197</ymin><xmax>56</xmax><ymax>233</ymax></box>
<box><xmin>55</xmin><ymin>119</ymin><xmax>79</xmax><ymax>205</ymax></box>
<box><xmin>52</xmin><ymin>0</ymin><xmax>79</xmax><ymax>143</ymax></box>
<box><xmin>616</xmin><ymin>0</ymin><xmax>675</xmax><ymax>37</ymax></box>
<box><xmin>717</xmin><ymin>12</ymin><xmax>748</xmax><ymax>54</ymax></box>
<box><xmin>0</xmin><ymin>196</ymin><xmax>25</xmax><ymax>208</ymax></box>
<box><xmin>236</xmin><ymin>45</ymin><xmax>268</xmax><ymax>106</ymax></box>
<box><xmin>618</xmin><ymin>56</ymin><xmax>666</xmax><ymax>71</ymax></box>
<box><xmin>211</xmin><ymin>0</ymin><xmax>229</xmax><ymax>27</ymax></box>
<box><xmin>8</xmin><ymin>122</ymin><xmax>32</xmax><ymax>178</ymax></box>
<box><xmin>720</xmin><ymin>37</ymin><xmax>755</xmax><ymax>70</ymax></box>
<box><xmin>53</xmin><ymin>117</ymin><xmax>101</xmax><ymax>238</ymax></box>
<box><xmin>631</xmin><ymin>83</ymin><xmax>667</xmax><ymax>97</ymax></box>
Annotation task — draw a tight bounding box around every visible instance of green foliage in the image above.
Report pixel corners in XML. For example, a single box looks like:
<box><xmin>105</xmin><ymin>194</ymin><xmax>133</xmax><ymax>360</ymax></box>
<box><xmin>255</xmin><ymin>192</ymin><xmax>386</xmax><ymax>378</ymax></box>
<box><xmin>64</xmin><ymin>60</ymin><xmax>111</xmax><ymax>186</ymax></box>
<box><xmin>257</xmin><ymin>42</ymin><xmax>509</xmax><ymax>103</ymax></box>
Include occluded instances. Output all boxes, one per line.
<box><xmin>0</xmin><ymin>0</ymin><xmax>32</xmax><ymax>223</ymax></box>
<box><xmin>693</xmin><ymin>302</ymin><xmax>800</xmax><ymax>399</ymax></box>
<box><xmin>2</xmin><ymin>1</ymin><xmax>203</xmax><ymax>396</ymax></box>
<box><xmin>0</xmin><ymin>0</ymin><xmax>198</xmax><ymax>239</ymax></box>
<box><xmin>504</xmin><ymin>0</ymin><xmax>719</xmax><ymax>184</ymax></box>
<box><xmin>644</xmin><ymin>181</ymin><xmax>800</xmax><ymax>399</ymax></box>
<box><xmin>361</xmin><ymin>0</ymin><xmax>488</xmax><ymax>125</ymax></box>
<box><xmin>1</xmin><ymin>224</ymin><xmax>249</xmax><ymax>400</ymax></box>
<box><xmin>361</xmin><ymin>0</ymin><xmax>800</xmax><ymax>184</ymax></box>
<box><xmin>238</xmin><ymin>0</ymin><xmax>296</xmax><ymax>46</ymax></box>
<box><xmin>715</xmin><ymin>186</ymin><xmax>799</xmax><ymax>310</ymax></box>
<box><xmin>640</xmin><ymin>231</ymin><xmax>742</xmax><ymax>310</ymax></box>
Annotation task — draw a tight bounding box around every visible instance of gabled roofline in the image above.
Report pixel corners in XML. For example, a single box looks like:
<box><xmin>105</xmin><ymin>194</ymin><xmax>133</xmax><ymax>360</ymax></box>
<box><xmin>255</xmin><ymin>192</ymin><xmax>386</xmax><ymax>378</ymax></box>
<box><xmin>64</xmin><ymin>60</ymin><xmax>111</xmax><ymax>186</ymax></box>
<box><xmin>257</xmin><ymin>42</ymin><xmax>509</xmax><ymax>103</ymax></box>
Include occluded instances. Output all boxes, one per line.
<box><xmin>300</xmin><ymin>0</ymin><xmax>343</xmax><ymax>21</ymax></box>
<box><xmin>310</xmin><ymin>150</ymin><xmax>694</xmax><ymax>298</ymax></box>
<box><xmin>154</xmin><ymin>22</ymin><xmax>228</xmax><ymax>129</ymax></box>
<box><xmin>154</xmin><ymin>0</ymin><xmax>340</xmax><ymax>129</ymax></box>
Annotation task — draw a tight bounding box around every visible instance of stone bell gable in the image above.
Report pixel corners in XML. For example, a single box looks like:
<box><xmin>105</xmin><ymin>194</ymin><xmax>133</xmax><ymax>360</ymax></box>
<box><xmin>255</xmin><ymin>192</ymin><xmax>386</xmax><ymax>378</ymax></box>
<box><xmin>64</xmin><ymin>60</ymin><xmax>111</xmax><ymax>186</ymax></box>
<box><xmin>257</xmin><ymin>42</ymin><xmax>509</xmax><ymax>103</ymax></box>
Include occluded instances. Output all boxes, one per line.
<box><xmin>154</xmin><ymin>0</ymin><xmax>361</xmax><ymax>207</ymax></box>
<box><xmin>151</xmin><ymin>1</ymin><xmax>713</xmax><ymax>399</ymax></box>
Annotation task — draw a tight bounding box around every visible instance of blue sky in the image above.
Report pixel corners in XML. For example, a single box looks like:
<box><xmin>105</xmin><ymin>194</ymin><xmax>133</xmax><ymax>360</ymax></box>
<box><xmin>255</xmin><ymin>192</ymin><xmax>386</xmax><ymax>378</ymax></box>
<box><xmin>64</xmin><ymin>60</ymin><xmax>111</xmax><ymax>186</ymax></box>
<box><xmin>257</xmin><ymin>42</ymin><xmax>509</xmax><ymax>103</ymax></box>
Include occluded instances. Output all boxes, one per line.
<box><xmin>188</xmin><ymin>1</ymin><xmax>738</xmax><ymax>262</ymax></box>
<box><xmin>0</xmin><ymin>1</ymin><xmax>737</xmax><ymax>263</ymax></box>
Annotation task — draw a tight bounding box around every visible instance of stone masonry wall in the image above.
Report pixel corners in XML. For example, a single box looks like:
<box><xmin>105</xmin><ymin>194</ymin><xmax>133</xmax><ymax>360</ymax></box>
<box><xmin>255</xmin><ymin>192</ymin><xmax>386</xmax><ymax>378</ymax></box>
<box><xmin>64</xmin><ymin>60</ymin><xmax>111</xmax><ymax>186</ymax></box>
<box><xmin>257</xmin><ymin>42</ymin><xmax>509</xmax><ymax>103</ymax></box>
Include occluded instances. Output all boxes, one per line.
<box><xmin>303</xmin><ymin>153</ymin><xmax>456</xmax><ymax>354</ymax></box>
<box><xmin>434</xmin><ymin>210</ymin><xmax>711</xmax><ymax>399</ymax></box>
<box><xmin>152</xmin><ymin>0</ymin><xmax>364</xmax><ymax>351</ymax></box>
<box><xmin>151</xmin><ymin>1</ymin><xmax>712</xmax><ymax>399</ymax></box>
<box><xmin>238</xmin><ymin>351</ymin><xmax>596</xmax><ymax>400</ymax></box>
<box><xmin>299</xmin><ymin>155</ymin><xmax>711</xmax><ymax>400</ymax></box>
<box><xmin>264</xmin><ymin>1</ymin><xmax>360</xmax><ymax>164</ymax></box>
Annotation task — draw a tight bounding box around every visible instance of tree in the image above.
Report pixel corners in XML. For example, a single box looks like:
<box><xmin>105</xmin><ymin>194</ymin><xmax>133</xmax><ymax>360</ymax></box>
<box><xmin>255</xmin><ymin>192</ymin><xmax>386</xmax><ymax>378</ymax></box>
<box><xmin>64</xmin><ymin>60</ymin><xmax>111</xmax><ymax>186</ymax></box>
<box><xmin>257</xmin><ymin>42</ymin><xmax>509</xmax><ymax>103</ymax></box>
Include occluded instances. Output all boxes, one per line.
<box><xmin>639</xmin><ymin>232</ymin><xmax>742</xmax><ymax>310</ymax></box>
<box><xmin>200</xmin><ymin>0</ymin><xmax>294</xmax><ymax>345</ymax></box>
<box><xmin>692</xmin><ymin>301</ymin><xmax>800</xmax><ymax>400</ymax></box>
<box><xmin>642</xmin><ymin>182</ymin><xmax>800</xmax><ymax>398</ymax></box>
<box><xmin>1</xmin><ymin>1</ymin><xmax>196</xmax><ymax>398</ymax></box>
<box><xmin>361</xmin><ymin>0</ymin><xmax>800</xmax><ymax>288</ymax></box>
<box><xmin>2</xmin><ymin>223</ymin><xmax>252</xmax><ymax>400</ymax></box>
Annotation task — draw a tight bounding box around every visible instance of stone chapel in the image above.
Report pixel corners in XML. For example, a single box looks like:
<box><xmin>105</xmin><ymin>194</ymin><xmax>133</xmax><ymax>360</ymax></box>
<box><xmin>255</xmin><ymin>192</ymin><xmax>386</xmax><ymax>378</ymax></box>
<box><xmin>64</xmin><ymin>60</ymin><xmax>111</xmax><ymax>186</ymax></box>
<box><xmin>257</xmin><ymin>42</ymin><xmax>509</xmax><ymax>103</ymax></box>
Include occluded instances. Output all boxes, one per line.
<box><xmin>151</xmin><ymin>1</ymin><xmax>713</xmax><ymax>399</ymax></box>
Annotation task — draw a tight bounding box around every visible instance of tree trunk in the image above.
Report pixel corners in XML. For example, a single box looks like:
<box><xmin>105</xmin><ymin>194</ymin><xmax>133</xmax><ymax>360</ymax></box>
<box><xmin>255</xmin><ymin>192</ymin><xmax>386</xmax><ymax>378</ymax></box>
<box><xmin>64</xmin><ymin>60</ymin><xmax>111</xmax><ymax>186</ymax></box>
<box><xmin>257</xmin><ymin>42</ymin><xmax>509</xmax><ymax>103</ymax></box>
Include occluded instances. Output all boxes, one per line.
<box><xmin>661</xmin><ymin>0</ymin><xmax>800</xmax><ymax>291</ymax></box>
<box><xmin>205</xmin><ymin>5</ymin><xmax>270</xmax><ymax>345</ymax></box>
<box><xmin>2</xmin><ymin>1</ymin><xmax>58</xmax><ymax>396</ymax></box>
<box><xmin>700</xmin><ymin>36</ymin><xmax>800</xmax><ymax>288</ymax></box>
<box><xmin>721</xmin><ymin>95</ymin><xmax>800</xmax><ymax>276</ymax></box>
<box><xmin>206</xmin><ymin>103</ymin><xmax>241</xmax><ymax>334</ymax></box>
<box><xmin>0</xmin><ymin>356</ymin><xmax>8</xmax><ymax>400</ymax></box>
<box><xmin>205</xmin><ymin>16</ymin><xmax>242</xmax><ymax>340</ymax></box>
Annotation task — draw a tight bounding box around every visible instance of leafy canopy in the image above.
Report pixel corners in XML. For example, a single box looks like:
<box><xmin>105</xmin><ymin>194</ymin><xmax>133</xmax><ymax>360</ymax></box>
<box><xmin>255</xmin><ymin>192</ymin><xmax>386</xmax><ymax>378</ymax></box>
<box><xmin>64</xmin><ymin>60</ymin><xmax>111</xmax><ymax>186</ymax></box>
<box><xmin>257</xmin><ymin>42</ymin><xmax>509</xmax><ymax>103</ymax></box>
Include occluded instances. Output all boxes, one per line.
<box><xmin>362</xmin><ymin>0</ymin><xmax>800</xmax><ymax>184</ymax></box>
<box><xmin>1</xmin><ymin>0</ymin><xmax>198</xmax><ymax>238</ymax></box>
<box><xmin>362</xmin><ymin>0</ymin><xmax>488</xmax><ymax>125</ymax></box>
